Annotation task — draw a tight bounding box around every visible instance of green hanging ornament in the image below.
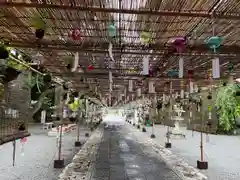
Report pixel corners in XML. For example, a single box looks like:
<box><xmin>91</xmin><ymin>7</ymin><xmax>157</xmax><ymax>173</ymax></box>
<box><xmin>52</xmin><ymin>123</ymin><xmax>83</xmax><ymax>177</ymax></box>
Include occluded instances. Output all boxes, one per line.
<box><xmin>107</xmin><ymin>23</ymin><xmax>116</xmax><ymax>38</ymax></box>
<box><xmin>227</xmin><ymin>61</ymin><xmax>234</xmax><ymax>73</ymax></box>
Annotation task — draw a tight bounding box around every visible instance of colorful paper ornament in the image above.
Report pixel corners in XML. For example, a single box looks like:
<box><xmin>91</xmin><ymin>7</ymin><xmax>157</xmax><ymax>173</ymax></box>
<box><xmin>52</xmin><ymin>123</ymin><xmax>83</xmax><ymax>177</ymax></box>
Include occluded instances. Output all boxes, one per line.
<box><xmin>167</xmin><ymin>69</ymin><xmax>178</xmax><ymax>77</ymax></box>
<box><xmin>107</xmin><ymin>24</ymin><xmax>116</xmax><ymax>37</ymax></box>
<box><xmin>140</xmin><ymin>32</ymin><xmax>151</xmax><ymax>44</ymax></box>
<box><xmin>87</xmin><ymin>65</ymin><xmax>93</xmax><ymax>71</ymax></box>
<box><xmin>227</xmin><ymin>61</ymin><xmax>234</xmax><ymax>73</ymax></box>
<box><xmin>69</xmin><ymin>29</ymin><xmax>81</xmax><ymax>40</ymax></box>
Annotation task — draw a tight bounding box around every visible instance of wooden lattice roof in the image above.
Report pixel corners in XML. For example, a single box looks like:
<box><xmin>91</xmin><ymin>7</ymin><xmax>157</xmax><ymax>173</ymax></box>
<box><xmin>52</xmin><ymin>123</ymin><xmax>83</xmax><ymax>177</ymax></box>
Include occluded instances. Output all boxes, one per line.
<box><xmin>1</xmin><ymin>0</ymin><xmax>240</xmax><ymax>102</ymax></box>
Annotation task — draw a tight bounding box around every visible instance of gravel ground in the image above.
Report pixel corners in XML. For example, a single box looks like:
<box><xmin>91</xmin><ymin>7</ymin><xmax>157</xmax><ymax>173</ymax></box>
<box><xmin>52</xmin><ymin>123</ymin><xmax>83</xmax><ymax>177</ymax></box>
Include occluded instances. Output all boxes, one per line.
<box><xmin>139</xmin><ymin>124</ymin><xmax>240</xmax><ymax>180</ymax></box>
<box><xmin>0</xmin><ymin>124</ymin><xmax>90</xmax><ymax>180</ymax></box>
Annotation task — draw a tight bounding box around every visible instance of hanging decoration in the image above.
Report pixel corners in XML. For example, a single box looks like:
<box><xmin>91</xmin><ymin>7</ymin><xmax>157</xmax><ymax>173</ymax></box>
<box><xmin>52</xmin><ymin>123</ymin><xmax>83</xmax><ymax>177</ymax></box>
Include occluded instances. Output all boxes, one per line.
<box><xmin>142</xmin><ymin>55</ymin><xmax>149</xmax><ymax>75</ymax></box>
<box><xmin>87</xmin><ymin>65</ymin><xmax>93</xmax><ymax>71</ymax></box>
<box><xmin>69</xmin><ymin>29</ymin><xmax>81</xmax><ymax>40</ymax></box>
<box><xmin>107</xmin><ymin>23</ymin><xmax>116</xmax><ymax>38</ymax></box>
<box><xmin>180</xmin><ymin>80</ymin><xmax>184</xmax><ymax>98</ymax></box>
<box><xmin>167</xmin><ymin>69</ymin><xmax>178</xmax><ymax>77</ymax></box>
<box><xmin>128</xmin><ymin>80</ymin><xmax>133</xmax><ymax>92</ymax></box>
<box><xmin>71</xmin><ymin>52</ymin><xmax>79</xmax><ymax>72</ymax></box>
<box><xmin>32</xmin><ymin>15</ymin><xmax>47</xmax><ymax>39</ymax></box>
<box><xmin>205</xmin><ymin>36</ymin><xmax>222</xmax><ymax>79</ymax></box>
<box><xmin>148</xmin><ymin>81</ymin><xmax>155</xmax><ymax>93</ymax></box>
<box><xmin>20</xmin><ymin>137</ymin><xmax>27</xmax><ymax>156</ymax></box>
<box><xmin>140</xmin><ymin>32</ymin><xmax>151</xmax><ymax>44</ymax></box>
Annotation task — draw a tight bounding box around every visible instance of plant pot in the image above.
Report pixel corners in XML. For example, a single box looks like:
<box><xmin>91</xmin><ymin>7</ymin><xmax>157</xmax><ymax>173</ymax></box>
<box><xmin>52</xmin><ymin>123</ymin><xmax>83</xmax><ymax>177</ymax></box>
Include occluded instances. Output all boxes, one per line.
<box><xmin>150</xmin><ymin>134</ymin><xmax>156</xmax><ymax>138</ymax></box>
<box><xmin>142</xmin><ymin>127</ymin><xmax>146</xmax><ymax>132</ymax></box>
<box><xmin>165</xmin><ymin>142</ymin><xmax>171</xmax><ymax>148</ymax></box>
<box><xmin>0</xmin><ymin>46</ymin><xmax>9</xmax><ymax>59</ymax></box>
<box><xmin>53</xmin><ymin>159</ymin><xmax>64</xmax><ymax>168</ymax></box>
<box><xmin>75</xmin><ymin>141</ymin><xmax>82</xmax><ymax>147</ymax></box>
<box><xmin>35</xmin><ymin>29</ymin><xmax>45</xmax><ymax>39</ymax></box>
<box><xmin>197</xmin><ymin>160</ymin><xmax>208</xmax><ymax>169</ymax></box>
<box><xmin>3</xmin><ymin>67</ymin><xmax>21</xmax><ymax>82</ymax></box>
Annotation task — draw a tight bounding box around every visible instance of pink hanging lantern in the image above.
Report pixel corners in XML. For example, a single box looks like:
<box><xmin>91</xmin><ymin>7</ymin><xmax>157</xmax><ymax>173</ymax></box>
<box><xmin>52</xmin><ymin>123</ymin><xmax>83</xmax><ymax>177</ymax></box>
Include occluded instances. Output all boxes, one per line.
<box><xmin>69</xmin><ymin>29</ymin><xmax>81</xmax><ymax>40</ymax></box>
<box><xmin>170</xmin><ymin>36</ymin><xmax>186</xmax><ymax>53</ymax></box>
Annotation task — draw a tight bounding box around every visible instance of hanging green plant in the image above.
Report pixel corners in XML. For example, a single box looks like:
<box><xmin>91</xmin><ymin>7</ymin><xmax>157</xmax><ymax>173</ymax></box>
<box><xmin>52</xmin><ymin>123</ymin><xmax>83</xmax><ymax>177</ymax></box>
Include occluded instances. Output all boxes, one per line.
<box><xmin>215</xmin><ymin>84</ymin><xmax>240</xmax><ymax>132</ymax></box>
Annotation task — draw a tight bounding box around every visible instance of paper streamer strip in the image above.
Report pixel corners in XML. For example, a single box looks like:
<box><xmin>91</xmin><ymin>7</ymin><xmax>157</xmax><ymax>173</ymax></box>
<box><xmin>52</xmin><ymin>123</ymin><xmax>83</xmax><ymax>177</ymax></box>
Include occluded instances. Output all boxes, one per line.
<box><xmin>137</xmin><ymin>88</ymin><xmax>141</xmax><ymax>97</ymax></box>
<box><xmin>194</xmin><ymin>84</ymin><xmax>198</xmax><ymax>93</ymax></box>
<box><xmin>71</xmin><ymin>52</ymin><xmax>79</xmax><ymax>72</ymax></box>
<box><xmin>142</xmin><ymin>56</ymin><xmax>149</xmax><ymax>75</ymax></box>
<box><xmin>179</xmin><ymin>57</ymin><xmax>184</xmax><ymax>78</ymax></box>
<box><xmin>148</xmin><ymin>81</ymin><xmax>155</xmax><ymax>93</ymax></box>
<box><xmin>108</xmin><ymin>42</ymin><xmax>115</xmax><ymax>62</ymax></box>
<box><xmin>180</xmin><ymin>80</ymin><xmax>184</xmax><ymax>98</ymax></box>
<box><xmin>212</xmin><ymin>57</ymin><xmax>220</xmax><ymax>78</ymax></box>
<box><xmin>128</xmin><ymin>80</ymin><xmax>133</xmax><ymax>92</ymax></box>
<box><xmin>189</xmin><ymin>81</ymin><xmax>194</xmax><ymax>93</ymax></box>
<box><xmin>109</xmin><ymin>71</ymin><xmax>112</xmax><ymax>92</ymax></box>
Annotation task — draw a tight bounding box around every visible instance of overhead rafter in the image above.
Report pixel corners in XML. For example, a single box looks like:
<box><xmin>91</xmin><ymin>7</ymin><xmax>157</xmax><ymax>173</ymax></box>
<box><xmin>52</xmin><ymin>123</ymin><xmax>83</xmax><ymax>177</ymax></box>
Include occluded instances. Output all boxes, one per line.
<box><xmin>7</xmin><ymin>40</ymin><xmax>239</xmax><ymax>56</ymax></box>
<box><xmin>1</xmin><ymin>2</ymin><xmax>240</xmax><ymax>20</ymax></box>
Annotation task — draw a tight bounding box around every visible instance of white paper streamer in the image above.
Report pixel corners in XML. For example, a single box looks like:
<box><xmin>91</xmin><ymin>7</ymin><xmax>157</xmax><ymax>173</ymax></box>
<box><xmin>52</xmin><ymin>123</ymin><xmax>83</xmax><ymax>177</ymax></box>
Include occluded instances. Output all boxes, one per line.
<box><xmin>108</xmin><ymin>42</ymin><xmax>115</xmax><ymax>62</ymax></box>
<box><xmin>194</xmin><ymin>84</ymin><xmax>198</xmax><ymax>93</ymax></box>
<box><xmin>148</xmin><ymin>81</ymin><xmax>155</xmax><ymax>93</ymax></box>
<box><xmin>109</xmin><ymin>71</ymin><xmax>112</xmax><ymax>92</ymax></box>
<box><xmin>71</xmin><ymin>52</ymin><xmax>79</xmax><ymax>72</ymax></box>
<box><xmin>190</xmin><ymin>111</ymin><xmax>192</xmax><ymax>118</ymax></box>
<box><xmin>180</xmin><ymin>89</ymin><xmax>184</xmax><ymax>98</ymax></box>
<box><xmin>208</xmin><ymin>111</ymin><xmax>212</xmax><ymax>119</ymax></box>
<box><xmin>137</xmin><ymin>88</ymin><xmax>141</xmax><ymax>97</ymax></box>
<box><xmin>163</xmin><ymin>94</ymin><xmax>166</xmax><ymax>102</ymax></box>
<box><xmin>128</xmin><ymin>80</ymin><xmax>133</xmax><ymax>92</ymax></box>
<box><xmin>142</xmin><ymin>56</ymin><xmax>149</xmax><ymax>75</ymax></box>
<box><xmin>189</xmin><ymin>81</ymin><xmax>194</xmax><ymax>93</ymax></box>
<box><xmin>179</xmin><ymin>57</ymin><xmax>184</xmax><ymax>78</ymax></box>
<box><xmin>212</xmin><ymin>57</ymin><xmax>220</xmax><ymax>78</ymax></box>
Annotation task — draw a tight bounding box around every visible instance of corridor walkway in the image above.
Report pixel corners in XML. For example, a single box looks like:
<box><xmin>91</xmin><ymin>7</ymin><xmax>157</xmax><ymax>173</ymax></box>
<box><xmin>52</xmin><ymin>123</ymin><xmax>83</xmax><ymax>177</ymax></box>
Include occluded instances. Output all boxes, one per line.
<box><xmin>90</xmin><ymin>125</ymin><xmax>181</xmax><ymax>180</ymax></box>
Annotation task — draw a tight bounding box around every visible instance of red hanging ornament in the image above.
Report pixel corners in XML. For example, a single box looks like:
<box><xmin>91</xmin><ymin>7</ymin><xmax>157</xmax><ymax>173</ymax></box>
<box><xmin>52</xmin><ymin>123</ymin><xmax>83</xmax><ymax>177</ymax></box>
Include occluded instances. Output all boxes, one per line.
<box><xmin>69</xmin><ymin>29</ymin><xmax>81</xmax><ymax>40</ymax></box>
<box><xmin>87</xmin><ymin>65</ymin><xmax>93</xmax><ymax>71</ymax></box>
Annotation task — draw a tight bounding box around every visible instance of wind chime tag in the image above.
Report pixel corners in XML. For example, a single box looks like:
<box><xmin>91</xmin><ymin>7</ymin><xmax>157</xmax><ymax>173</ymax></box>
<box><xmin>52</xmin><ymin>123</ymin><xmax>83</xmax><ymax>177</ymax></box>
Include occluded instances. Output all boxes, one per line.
<box><xmin>189</xmin><ymin>81</ymin><xmax>194</xmax><ymax>93</ymax></box>
<box><xmin>179</xmin><ymin>57</ymin><xmax>184</xmax><ymax>78</ymax></box>
<box><xmin>20</xmin><ymin>137</ymin><xmax>27</xmax><ymax>156</ymax></box>
<box><xmin>137</xmin><ymin>88</ymin><xmax>141</xmax><ymax>97</ymax></box>
<box><xmin>212</xmin><ymin>57</ymin><xmax>220</xmax><ymax>79</ymax></box>
<box><xmin>71</xmin><ymin>52</ymin><xmax>79</xmax><ymax>72</ymax></box>
<box><xmin>148</xmin><ymin>81</ymin><xmax>155</xmax><ymax>93</ymax></box>
<box><xmin>128</xmin><ymin>80</ymin><xmax>133</xmax><ymax>92</ymax></box>
<box><xmin>208</xmin><ymin>105</ymin><xmax>212</xmax><ymax>119</ymax></box>
<box><xmin>142</xmin><ymin>56</ymin><xmax>149</xmax><ymax>75</ymax></box>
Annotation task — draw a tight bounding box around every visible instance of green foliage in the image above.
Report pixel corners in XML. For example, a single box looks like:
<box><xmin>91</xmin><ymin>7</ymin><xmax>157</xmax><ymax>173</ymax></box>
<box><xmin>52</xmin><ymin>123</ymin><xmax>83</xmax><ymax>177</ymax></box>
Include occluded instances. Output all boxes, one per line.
<box><xmin>215</xmin><ymin>84</ymin><xmax>240</xmax><ymax>131</ymax></box>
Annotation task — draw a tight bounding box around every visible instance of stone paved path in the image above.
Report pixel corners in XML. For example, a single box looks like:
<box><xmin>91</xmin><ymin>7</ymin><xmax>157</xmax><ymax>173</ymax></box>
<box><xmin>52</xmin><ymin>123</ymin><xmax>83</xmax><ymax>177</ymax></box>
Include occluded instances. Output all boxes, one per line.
<box><xmin>90</xmin><ymin>125</ymin><xmax>181</xmax><ymax>180</ymax></box>
<box><xmin>0</xmin><ymin>124</ymin><xmax>90</xmax><ymax>180</ymax></box>
<box><xmin>142</xmin><ymin>124</ymin><xmax>240</xmax><ymax>180</ymax></box>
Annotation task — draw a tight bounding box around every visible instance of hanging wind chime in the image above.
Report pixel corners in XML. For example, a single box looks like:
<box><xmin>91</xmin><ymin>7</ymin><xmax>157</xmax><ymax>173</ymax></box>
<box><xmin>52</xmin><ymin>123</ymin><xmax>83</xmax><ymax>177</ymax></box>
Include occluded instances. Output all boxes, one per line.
<box><xmin>171</xmin><ymin>36</ymin><xmax>186</xmax><ymax>99</ymax></box>
<box><xmin>32</xmin><ymin>15</ymin><xmax>47</xmax><ymax>40</ymax></box>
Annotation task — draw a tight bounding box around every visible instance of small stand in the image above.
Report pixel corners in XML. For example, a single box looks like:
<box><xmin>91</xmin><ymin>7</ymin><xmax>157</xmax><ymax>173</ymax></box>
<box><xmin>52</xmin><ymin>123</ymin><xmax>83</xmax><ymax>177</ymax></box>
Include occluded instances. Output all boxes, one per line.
<box><xmin>54</xmin><ymin>123</ymin><xmax>64</xmax><ymax>168</ymax></box>
<box><xmin>142</xmin><ymin>127</ymin><xmax>146</xmax><ymax>132</ymax></box>
<box><xmin>197</xmin><ymin>106</ymin><xmax>208</xmax><ymax>170</ymax></box>
<box><xmin>75</xmin><ymin>117</ymin><xmax>81</xmax><ymax>147</ymax></box>
<box><xmin>165</xmin><ymin>127</ymin><xmax>172</xmax><ymax>148</ymax></box>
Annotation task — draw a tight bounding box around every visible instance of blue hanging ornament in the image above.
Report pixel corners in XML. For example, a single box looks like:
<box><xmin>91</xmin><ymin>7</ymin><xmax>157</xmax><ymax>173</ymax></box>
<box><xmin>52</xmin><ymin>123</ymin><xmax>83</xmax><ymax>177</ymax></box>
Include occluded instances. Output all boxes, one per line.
<box><xmin>205</xmin><ymin>36</ymin><xmax>222</xmax><ymax>51</ymax></box>
<box><xmin>167</xmin><ymin>69</ymin><xmax>178</xmax><ymax>77</ymax></box>
<box><xmin>107</xmin><ymin>24</ymin><xmax>116</xmax><ymax>38</ymax></box>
